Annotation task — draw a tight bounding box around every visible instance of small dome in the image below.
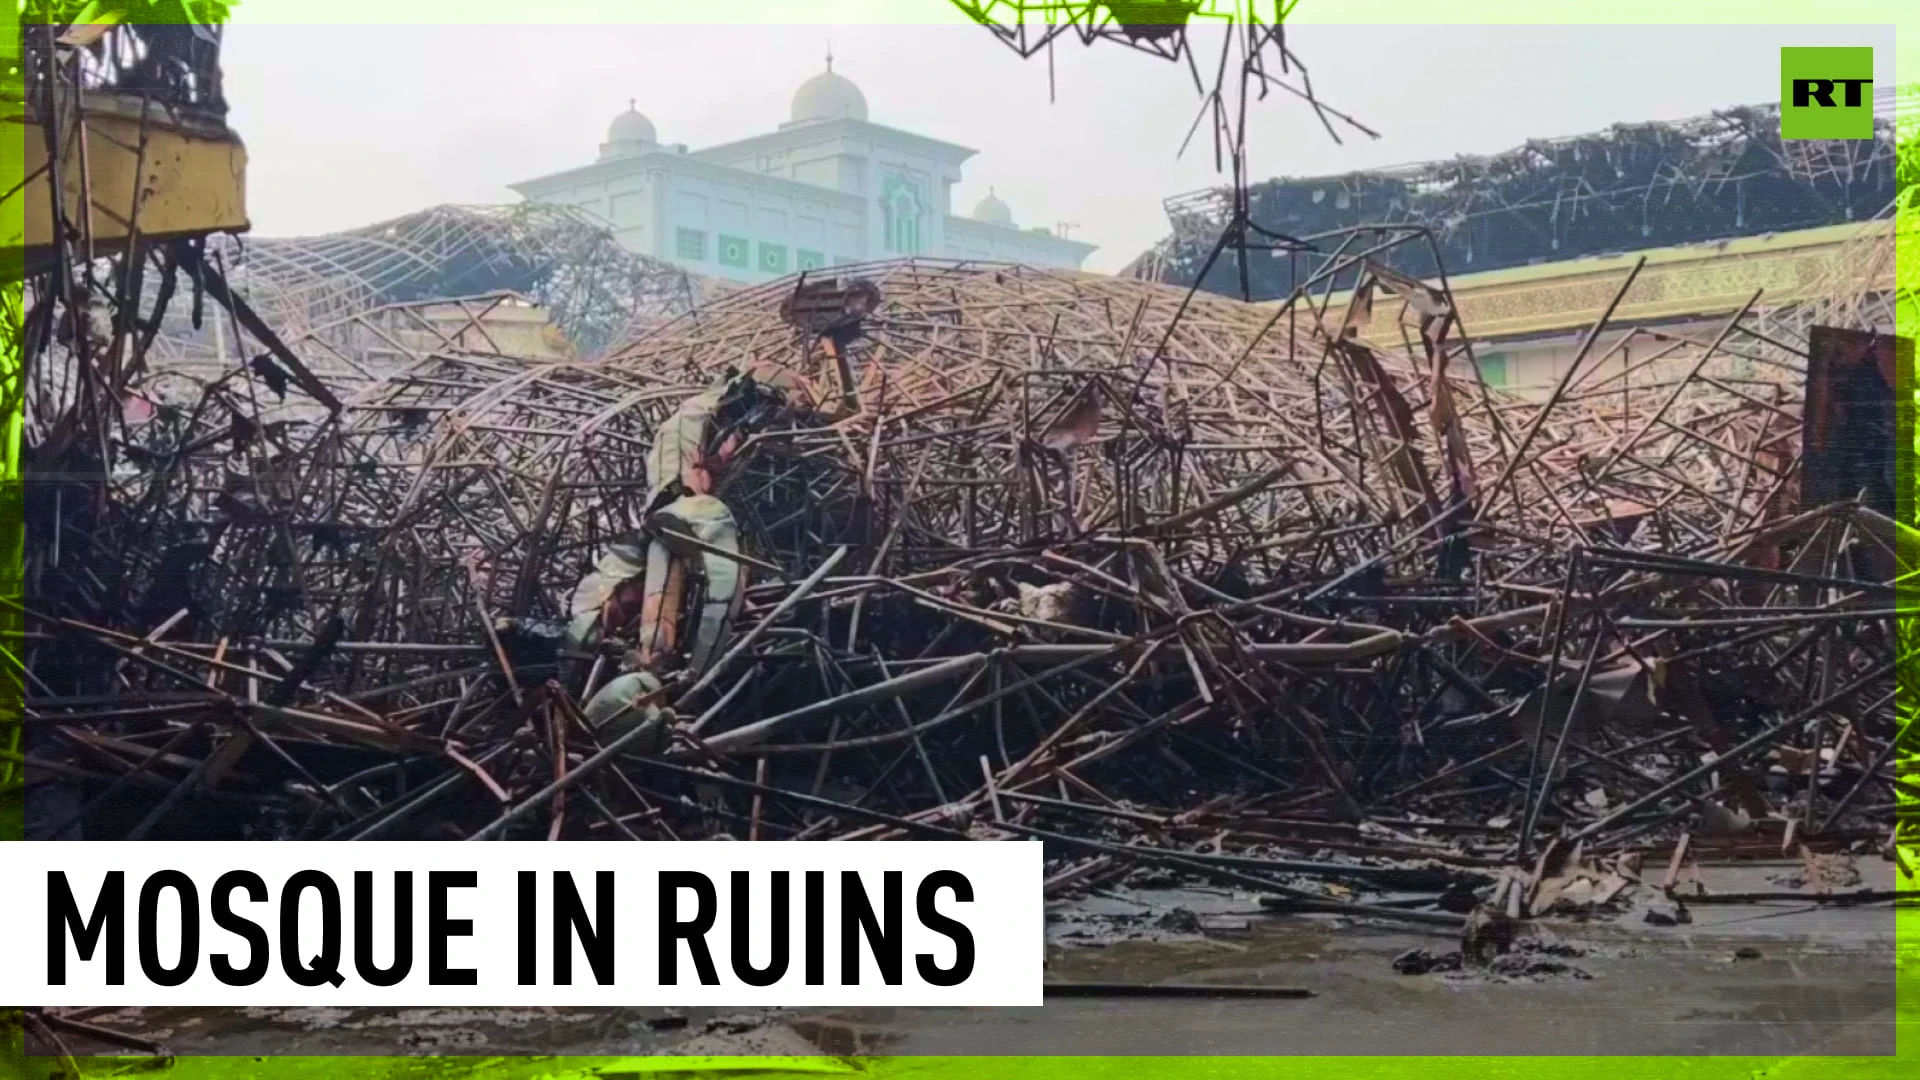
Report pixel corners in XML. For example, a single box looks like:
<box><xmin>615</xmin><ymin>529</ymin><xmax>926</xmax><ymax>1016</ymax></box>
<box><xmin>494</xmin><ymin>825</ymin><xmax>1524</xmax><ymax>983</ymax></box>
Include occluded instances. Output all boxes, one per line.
<box><xmin>792</xmin><ymin>60</ymin><xmax>868</xmax><ymax>124</ymax></box>
<box><xmin>605</xmin><ymin>102</ymin><xmax>657</xmax><ymax>147</ymax></box>
<box><xmin>973</xmin><ymin>189</ymin><xmax>1013</xmax><ymax>226</ymax></box>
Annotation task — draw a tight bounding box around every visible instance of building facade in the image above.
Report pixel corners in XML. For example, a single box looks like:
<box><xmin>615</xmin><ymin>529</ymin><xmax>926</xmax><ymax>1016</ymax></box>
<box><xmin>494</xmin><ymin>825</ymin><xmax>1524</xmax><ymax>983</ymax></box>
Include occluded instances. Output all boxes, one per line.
<box><xmin>1416</xmin><ymin>221</ymin><xmax>1895</xmax><ymax>399</ymax></box>
<box><xmin>1270</xmin><ymin>219</ymin><xmax>1896</xmax><ymax>401</ymax></box>
<box><xmin>508</xmin><ymin>62</ymin><xmax>1095</xmax><ymax>284</ymax></box>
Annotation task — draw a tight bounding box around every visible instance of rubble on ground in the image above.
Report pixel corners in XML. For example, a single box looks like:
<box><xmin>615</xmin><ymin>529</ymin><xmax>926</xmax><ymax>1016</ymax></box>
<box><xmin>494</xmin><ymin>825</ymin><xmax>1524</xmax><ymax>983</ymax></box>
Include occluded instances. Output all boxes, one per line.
<box><xmin>15</xmin><ymin>210</ymin><xmax>1911</xmax><ymax>990</ymax></box>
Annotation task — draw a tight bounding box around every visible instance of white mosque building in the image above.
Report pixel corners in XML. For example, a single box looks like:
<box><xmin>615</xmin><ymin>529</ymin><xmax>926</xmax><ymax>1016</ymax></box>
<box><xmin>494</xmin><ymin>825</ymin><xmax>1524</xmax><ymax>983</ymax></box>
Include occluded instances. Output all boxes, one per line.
<box><xmin>508</xmin><ymin>59</ymin><xmax>1096</xmax><ymax>284</ymax></box>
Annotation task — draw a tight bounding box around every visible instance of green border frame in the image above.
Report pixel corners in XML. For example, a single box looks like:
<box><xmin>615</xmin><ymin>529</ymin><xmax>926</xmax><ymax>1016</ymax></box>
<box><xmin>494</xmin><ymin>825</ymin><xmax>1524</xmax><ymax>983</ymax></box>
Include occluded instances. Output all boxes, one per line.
<box><xmin>1</xmin><ymin>1</ymin><xmax>1913</xmax><ymax>1075</ymax></box>
<box><xmin>675</xmin><ymin>227</ymin><xmax>708</xmax><ymax>263</ymax></box>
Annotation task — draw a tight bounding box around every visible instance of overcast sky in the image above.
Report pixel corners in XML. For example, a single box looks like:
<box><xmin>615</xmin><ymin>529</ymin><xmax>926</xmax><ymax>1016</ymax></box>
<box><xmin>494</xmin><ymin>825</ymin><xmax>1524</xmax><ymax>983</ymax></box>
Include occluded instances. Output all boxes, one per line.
<box><xmin>221</xmin><ymin>22</ymin><xmax>1895</xmax><ymax>273</ymax></box>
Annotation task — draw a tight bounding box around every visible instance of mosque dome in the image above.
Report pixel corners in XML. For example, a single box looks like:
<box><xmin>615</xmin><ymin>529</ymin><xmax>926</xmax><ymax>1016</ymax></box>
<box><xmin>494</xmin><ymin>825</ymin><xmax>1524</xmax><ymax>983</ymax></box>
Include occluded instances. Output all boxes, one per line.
<box><xmin>601</xmin><ymin>102</ymin><xmax>657</xmax><ymax>157</ymax></box>
<box><xmin>791</xmin><ymin>60</ymin><xmax>868</xmax><ymax>124</ymax></box>
<box><xmin>973</xmin><ymin>189</ymin><xmax>1014</xmax><ymax>226</ymax></box>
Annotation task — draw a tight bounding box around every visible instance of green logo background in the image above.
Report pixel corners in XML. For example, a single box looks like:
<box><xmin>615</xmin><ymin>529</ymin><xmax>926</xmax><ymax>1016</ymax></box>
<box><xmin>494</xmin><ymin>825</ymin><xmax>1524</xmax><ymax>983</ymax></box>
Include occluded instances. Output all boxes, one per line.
<box><xmin>1779</xmin><ymin>46</ymin><xmax>1874</xmax><ymax>139</ymax></box>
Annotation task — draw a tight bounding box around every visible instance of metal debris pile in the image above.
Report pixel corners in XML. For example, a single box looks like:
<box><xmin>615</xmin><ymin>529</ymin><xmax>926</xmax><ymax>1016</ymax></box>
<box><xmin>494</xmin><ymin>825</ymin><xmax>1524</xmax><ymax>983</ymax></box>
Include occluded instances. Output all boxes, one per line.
<box><xmin>16</xmin><ymin>203</ymin><xmax>1910</xmax><ymax>940</ymax></box>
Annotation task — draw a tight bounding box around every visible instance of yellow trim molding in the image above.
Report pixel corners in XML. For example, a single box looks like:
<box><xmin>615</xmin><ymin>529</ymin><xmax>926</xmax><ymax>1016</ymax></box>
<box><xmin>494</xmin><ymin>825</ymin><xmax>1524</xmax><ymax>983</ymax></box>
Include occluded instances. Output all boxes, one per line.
<box><xmin>1281</xmin><ymin>221</ymin><xmax>1894</xmax><ymax>341</ymax></box>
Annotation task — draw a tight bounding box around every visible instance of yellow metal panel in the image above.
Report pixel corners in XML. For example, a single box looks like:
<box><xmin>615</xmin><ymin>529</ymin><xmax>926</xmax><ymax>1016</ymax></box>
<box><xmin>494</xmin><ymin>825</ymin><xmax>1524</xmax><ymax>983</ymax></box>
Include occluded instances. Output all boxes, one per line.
<box><xmin>2</xmin><ymin>91</ymin><xmax>248</xmax><ymax>267</ymax></box>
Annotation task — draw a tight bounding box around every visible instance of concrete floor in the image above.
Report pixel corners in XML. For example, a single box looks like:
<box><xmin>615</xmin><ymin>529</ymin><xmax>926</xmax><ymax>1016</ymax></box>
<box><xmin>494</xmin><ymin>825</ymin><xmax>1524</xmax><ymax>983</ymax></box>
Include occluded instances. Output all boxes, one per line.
<box><xmin>31</xmin><ymin>858</ymin><xmax>1909</xmax><ymax>1060</ymax></box>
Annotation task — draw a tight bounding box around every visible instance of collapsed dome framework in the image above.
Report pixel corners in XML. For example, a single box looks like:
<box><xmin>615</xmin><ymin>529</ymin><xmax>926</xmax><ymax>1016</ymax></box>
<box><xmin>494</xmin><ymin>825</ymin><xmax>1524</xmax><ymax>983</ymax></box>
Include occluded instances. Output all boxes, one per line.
<box><xmin>142</xmin><ymin>203</ymin><xmax>724</xmax><ymax>378</ymax></box>
<box><xmin>25</xmin><ymin>240</ymin><xmax>1852</xmax><ymax>842</ymax></box>
<box><xmin>22</xmin><ymin>240</ymin><xmax>1905</xmax><ymax>859</ymax></box>
<box><xmin>10</xmin><ymin>9</ymin><xmax>1903</xmax><ymax>863</ymax></box>
<box><xmin>87</xmin><ymin>247</ymin><xmax>1816</xmax><ymax>673</ymax></box>
<box><xmin>591</xmin><ymin>251</ymin><xmax>1809</xmax><ymax>613</ymax></box>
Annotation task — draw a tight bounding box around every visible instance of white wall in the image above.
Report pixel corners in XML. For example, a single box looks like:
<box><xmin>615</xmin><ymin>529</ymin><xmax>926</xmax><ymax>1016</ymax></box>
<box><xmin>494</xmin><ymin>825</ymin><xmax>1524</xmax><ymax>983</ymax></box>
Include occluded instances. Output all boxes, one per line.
<box><xmin>943</xmin><ymin>218</ymin><xmax>1089</xmax><ymax>270</ymax></box>
<box><xmin>861</xmin><ymin>137</ymin><xmax>958</xmax><ymax>258</ymax></box>
<box><xmin>520</xmin><ymin>122</ymin><xmax>1064</xmax><ymax>280</ymax></box>
<box><xmin>528</xmin><ymin>162</ymin><xmax>1086</xmax><ymax>277</ymax></box>
<box><xmin>530</xmin><ymin>172</ymin><xmax>658</xmax><ymax>258</ymax></box>
<box><xmin>659</xmin><ymin>170</ymin><xmax>867</xmax><ymax>284</ymax></box>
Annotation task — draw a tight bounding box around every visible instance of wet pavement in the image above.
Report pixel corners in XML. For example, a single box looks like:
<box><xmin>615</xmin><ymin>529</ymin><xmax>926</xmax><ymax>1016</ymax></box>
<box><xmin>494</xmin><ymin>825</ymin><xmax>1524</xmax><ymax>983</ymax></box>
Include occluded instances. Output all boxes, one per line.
<box><xmin>45</xmin><ymin>857</ymin><xmax>1905</xmax><ymax>1059</ymax></box>
<box><xmin>857</xmin><ymin>907</ymin><xmax>1898</xmax><ymax>1055</ymax></box>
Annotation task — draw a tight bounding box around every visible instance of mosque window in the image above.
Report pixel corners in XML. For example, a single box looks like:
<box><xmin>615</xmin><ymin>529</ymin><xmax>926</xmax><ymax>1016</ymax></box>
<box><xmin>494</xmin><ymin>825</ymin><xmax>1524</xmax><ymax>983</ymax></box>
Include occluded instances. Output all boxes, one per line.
<box><xmin>717</xmin><ymin>235</ymin><xmax>750</xmax><ymax>269</ymax></box>
<box><xmin>881</xmin><ymin>173</ymin><xmax>925</xmax><ymax>255</ymax></box>
<box><xmin>1477</xmin><ymin>352</ymin><xmax>1509</xmax><ymax>387</ymax></box>
<box><xmin>759</xmin><ymin>243</ymin><xmax>789</xmax><ymax>273</ymax></box>
<box><xmin>675</xmin><ymin>228</ymin><xmax>707</xmax><ymax>261</ymax></box>
<box><xmin>796</xmin><ymin>249</ymin><xmax>825</xmax><ymax>271</ymax></box>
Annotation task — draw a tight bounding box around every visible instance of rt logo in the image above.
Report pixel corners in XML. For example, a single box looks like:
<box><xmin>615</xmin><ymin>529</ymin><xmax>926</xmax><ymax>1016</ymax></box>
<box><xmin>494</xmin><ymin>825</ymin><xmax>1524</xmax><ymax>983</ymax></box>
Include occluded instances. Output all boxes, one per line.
<box><xmin>1779</xmin><ymin>47</ymin><xmax>1873</xmax><ymax>139</ymax></box>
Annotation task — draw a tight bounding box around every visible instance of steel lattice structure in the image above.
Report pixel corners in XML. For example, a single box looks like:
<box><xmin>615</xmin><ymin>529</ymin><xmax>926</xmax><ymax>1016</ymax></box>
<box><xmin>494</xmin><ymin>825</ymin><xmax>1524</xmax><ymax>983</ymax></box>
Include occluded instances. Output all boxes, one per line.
<box><xmin>26</xmin><ymin>243</ymin><xmax>1902</xmax><ymax>858</ymax></box>
<box><xmin>143</xmin><ymin>204</ymin><xmax>724</xmax><ymax>377</ymax></box>
<box><xmin>1129</xmin><ymin>90</ymin><xmax>1908</xmax><ymax>296</ymax></box>
<box><xmin>6</xmin><ymin>14</ymin><xmax>1909</xmax><ymax>982</ymax></box>
<box><xmin>952</xmin><ymin>0</ymin><xmax>1378</xmax><ymax>304</ymax></box>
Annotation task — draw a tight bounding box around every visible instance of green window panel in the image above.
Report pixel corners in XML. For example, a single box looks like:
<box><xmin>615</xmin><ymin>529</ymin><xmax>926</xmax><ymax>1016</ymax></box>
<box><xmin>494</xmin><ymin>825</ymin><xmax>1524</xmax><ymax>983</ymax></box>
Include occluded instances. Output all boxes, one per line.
<box><xmin>759</xmin><ymin>242</ymin><xmax>789</xmax><ymax>274</ymax></box>
<box><xmin>717</xmin><ymin>234</ymin><xmax>750</xmax><ymax>269</ymax></box>
<box><xmin>1477</xmin><ymin>352</ymin><xmax>1509</xmax><ymax>387</ymax></box>
<box><xmin>796</xmin><ymin>248</ymin><xmax>825</xmax><ymax>271</ymax></box>
<box><xmin>675</xmin><ymin>228</ymin><xmax>706</xmax><ymax>261</ymax></box>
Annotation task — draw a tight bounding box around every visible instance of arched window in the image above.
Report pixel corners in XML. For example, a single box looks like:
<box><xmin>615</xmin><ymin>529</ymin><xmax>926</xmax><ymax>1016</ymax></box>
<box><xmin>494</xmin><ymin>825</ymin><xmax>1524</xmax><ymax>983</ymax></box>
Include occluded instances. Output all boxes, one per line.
<box><xmin>881</xmin><ymin>173</ymin><xmax>924</xmax><ymax>255</ymax></box>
